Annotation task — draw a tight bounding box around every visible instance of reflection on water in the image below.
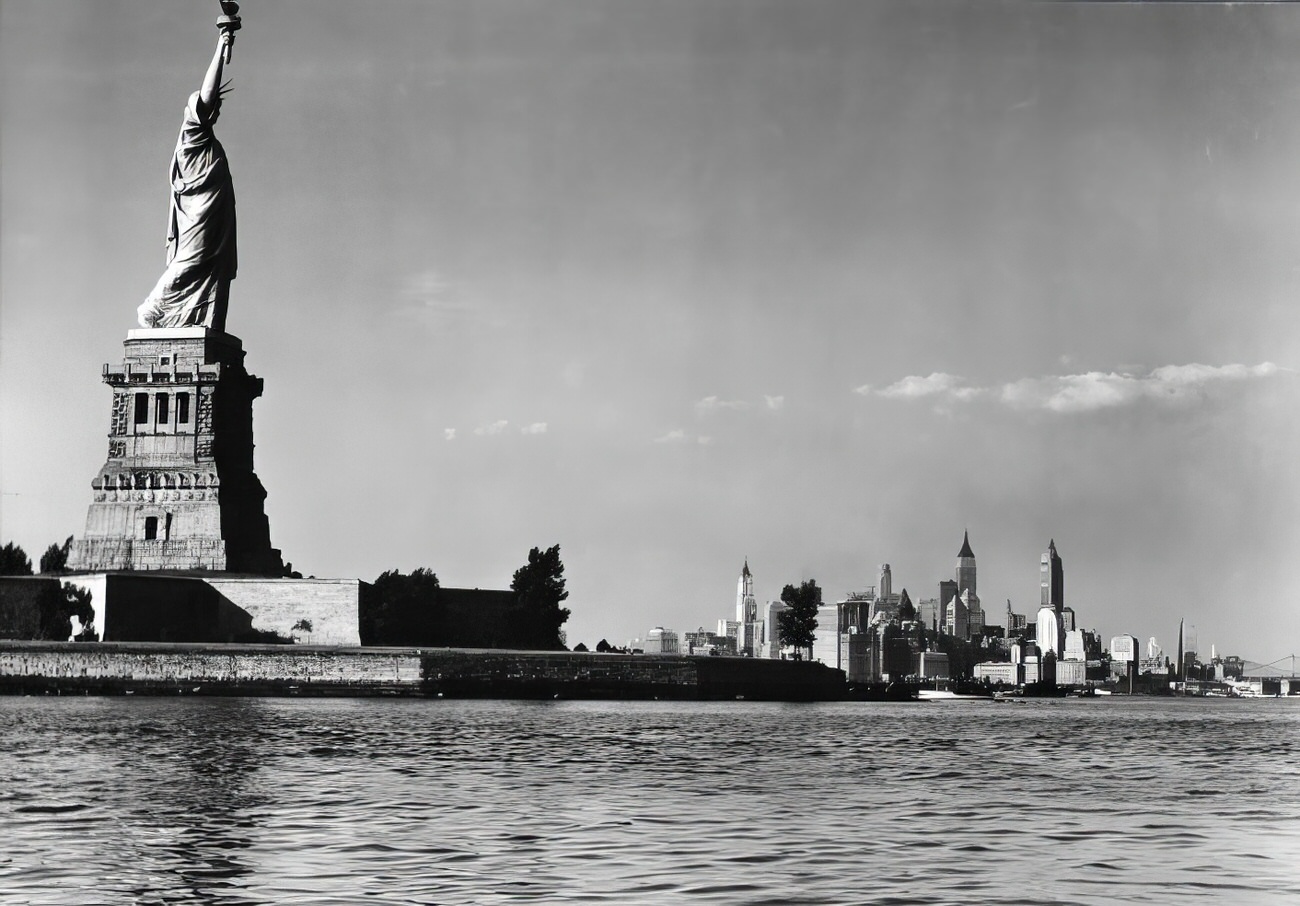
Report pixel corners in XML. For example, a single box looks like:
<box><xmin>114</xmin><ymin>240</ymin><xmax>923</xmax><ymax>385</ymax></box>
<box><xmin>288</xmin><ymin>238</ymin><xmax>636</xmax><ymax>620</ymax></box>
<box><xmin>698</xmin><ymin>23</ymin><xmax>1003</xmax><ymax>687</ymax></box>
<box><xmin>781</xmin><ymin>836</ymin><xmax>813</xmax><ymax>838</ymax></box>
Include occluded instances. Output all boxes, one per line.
<box><xmin>1</xmin><ymin>697</ymin><xmax>1298</xmax><ymax>904</ymax></box>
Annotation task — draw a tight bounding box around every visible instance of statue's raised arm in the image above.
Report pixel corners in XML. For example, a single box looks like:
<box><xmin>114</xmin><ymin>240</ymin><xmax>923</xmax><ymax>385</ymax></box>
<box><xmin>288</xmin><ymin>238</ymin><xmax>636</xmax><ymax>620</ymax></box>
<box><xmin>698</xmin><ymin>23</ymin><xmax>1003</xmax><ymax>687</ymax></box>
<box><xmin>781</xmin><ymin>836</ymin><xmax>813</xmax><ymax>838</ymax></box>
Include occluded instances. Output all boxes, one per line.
<box><xmin>137</xmin><ymin>4</ymin><xmax>243</xmax><ymax>332</ymax></box>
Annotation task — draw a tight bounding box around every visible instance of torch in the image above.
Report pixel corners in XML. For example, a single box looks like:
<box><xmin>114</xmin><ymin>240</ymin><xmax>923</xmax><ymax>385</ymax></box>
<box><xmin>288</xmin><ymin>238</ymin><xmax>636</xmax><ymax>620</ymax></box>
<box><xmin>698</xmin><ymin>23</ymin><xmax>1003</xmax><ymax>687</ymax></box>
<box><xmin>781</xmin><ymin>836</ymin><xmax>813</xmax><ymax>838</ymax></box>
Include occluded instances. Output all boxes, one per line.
<box><xmin>218</xmin><ymin>1</ymin><xmax>242</xmax><ymax>64</ymax></box>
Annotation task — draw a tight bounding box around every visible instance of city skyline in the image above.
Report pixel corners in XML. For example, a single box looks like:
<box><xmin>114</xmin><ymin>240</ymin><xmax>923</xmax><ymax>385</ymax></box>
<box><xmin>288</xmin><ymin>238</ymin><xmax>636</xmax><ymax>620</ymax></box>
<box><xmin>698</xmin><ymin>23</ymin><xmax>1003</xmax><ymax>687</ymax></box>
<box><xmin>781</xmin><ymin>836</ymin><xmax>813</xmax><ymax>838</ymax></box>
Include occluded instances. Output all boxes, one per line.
<box><xmin>2</xmin><ymin>1</ymin><xmax>1298</xmax><ymax>658</ymax></box>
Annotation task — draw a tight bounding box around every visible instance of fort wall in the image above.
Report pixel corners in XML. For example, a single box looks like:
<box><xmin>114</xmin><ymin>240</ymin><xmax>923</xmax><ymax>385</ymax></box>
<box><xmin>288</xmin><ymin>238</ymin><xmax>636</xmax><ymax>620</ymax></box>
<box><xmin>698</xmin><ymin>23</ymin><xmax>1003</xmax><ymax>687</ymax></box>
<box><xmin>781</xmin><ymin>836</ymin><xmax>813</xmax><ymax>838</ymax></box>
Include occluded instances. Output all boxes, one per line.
<box><xmin>0</xmin><ymin>642</ymin><xmax>846</xmax><ymax>700</ymax></box>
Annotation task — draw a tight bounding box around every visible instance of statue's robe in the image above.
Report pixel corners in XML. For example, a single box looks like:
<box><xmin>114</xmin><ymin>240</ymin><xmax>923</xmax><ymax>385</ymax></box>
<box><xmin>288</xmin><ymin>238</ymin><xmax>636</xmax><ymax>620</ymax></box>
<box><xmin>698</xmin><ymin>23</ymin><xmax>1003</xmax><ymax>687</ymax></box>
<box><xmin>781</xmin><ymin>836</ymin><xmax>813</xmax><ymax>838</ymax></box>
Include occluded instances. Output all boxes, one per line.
<box><xmin>138</xmin><ymin>92</ymin><xmax>237</xmax><ymax>331</ymax></box>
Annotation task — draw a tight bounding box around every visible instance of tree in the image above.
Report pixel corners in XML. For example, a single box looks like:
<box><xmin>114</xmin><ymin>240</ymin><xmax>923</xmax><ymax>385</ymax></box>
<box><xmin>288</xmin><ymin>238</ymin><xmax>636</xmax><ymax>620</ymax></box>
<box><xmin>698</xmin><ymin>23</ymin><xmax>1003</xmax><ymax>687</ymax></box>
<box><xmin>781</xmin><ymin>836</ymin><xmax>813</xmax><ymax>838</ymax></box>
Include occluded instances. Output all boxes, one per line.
<box><xmin>778</xmin><ymin>579</ymin><xmax>821</xmax><ymax>658</ymax></box>
<box><xmin>292</xmin><ymin>618</ymin><xmax>313</xmax><ymax>643</ymax></box>
<box><xmin>361</xmin><ymin>568</ymin><xmax>441</xmax><ymax>645</ymax></box>
<box><xmin>596</xmin><ymin>638</ymin><xmax>612</xmax><ymax>653</ymax></box>
<box><xmin>510</xmin><ymin>545</ymin><xmax>570</xmax><ymax>650</ymax></box>
<box><xmin>897</xmin><ymin>588</ymin><xmax>916</xmax><ymax>623</ymax></box>
<box><xmin>572</xmin><ymin>642</ymin><xmax>589</xmax><ymax>652</ymax></box>
<box><xmin>39</xmin><ymin>536</ymin><xmax>73</xmax><ymax>574</ymax></box>
<box><xmin>33</xmin><ymin>582</ymin><xmax>95</xmax><ymax>641</ymax></box>
<box><xmin>0</xmin><ymin>542</ymin><xmax>33</xmax><ymax>576</ymax></box>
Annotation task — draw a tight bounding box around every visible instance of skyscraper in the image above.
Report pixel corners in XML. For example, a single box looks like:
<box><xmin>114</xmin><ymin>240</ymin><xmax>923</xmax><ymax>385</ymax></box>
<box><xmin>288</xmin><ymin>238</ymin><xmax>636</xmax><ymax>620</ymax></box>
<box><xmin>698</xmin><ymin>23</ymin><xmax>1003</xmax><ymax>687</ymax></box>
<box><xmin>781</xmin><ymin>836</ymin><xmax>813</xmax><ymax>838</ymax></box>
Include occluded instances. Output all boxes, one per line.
<box><xmin>736</xmin><ymin>559</ymin><xmax>757</xmax><ymax>624</ymax></box>
<box><xmin>955</xmin><ymin>531</ymin><xmax>982</xmax><ymax>637</ymax></box>
<box><xmin>938</xmin><ymin>579</ymin><xmax>959</xmax><ymax>634</ymax></box>
<box><xmin>956</xmin><ymin>531</ymin><xmax>976</xmax><ymax>601</ymax></box>
<box><xmin>1036</xmin><ymin>540</ymin><xmax>1065</xmax><ymax>658</ymax></box>
<box><xmin>734</xmin><ymin>560</ymin><xmax>761</xmax><ymax>656</ymax></box>
<box><xmin>1040</xmin><ymin>539</ymin><xmax>1063</xmax><ymax>613</ymax></box>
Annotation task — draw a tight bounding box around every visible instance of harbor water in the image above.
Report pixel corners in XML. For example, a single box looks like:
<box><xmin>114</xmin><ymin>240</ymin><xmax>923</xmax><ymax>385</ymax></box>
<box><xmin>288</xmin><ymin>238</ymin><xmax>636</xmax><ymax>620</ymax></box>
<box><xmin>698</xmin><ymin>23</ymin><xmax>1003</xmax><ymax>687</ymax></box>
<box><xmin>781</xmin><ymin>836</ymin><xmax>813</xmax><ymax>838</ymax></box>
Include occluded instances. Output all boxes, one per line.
<box><xmin>1</xmin><ymin>696</ymin><xmax>1297</xmax><ymax>904</ymax></box>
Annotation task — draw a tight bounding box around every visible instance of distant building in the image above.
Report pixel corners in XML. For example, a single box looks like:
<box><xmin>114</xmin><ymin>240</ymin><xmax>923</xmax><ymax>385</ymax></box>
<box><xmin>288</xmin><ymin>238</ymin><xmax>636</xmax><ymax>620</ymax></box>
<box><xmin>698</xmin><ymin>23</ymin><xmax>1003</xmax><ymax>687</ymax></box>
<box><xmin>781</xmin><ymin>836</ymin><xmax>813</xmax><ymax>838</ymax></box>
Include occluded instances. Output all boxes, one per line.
<box><xmin>759</xmin><ymin>599</ymin><xmax>788</xmax><ymax>658</ymax></box>
<box><xmin>916</xmin><ymin>650</ymin><xmax>950</xmax><ymax>680</ymax></box>
<box><xmin>1041</xmin><ymin>539</ymin><xmax>1064</xmax><ymax>610</ymax></box>
<box><xmin>956</xmin><ymin>531</ymin><xmax>977</xmax><ymax>601</ymax></box>
<box><xmin>1035</xmin><ymin>539</ymin><xmax>1066</xmax><ymax>658</ymax></box>
<box><xmin>729</xmin><ymin>560</ymin><xmax>764</xmax><ymax>655</ymax></box>
<box><xmin>918</xmin><ymin>598</ymin><xmax>941</xmax><ymax>633</ymax></box>
<box><xmin>1022</xmin><ymin>656</ymin><xmax>1041</xmax><ymax>684</ymax></box>
<box><xmin>938</xmin><ymin>579</ymin><xmax>959</xmax><ymax>634</ymax></box>
<box><xmin>1036</xmin><ymin>606</ymin><xmax>1062</xmax><ymax>659</ymax></box>
<box><xmin>736</xmin><ymin>560</ymin><xmax>757</xmax><ymax>624</ymax></box>
<box><xmin>1060</xmin><ymin>607</ymin><xmax>1076</xmax><ymax>633</ymax></box>
<box><xmin>1056</xmin><ymin>659</ymin><xmax>1087</xmax><ymax>687</ymax></box>
<box><xmin>956</xmin><ymin>531</ymin><xmax>983</xmax><ymax>635</ymax></box>
<box><xmin>717</xmin><ymin>619</ymin><xmax>740</xmax><ymax>652</ymax></box>
<box><xmin>1005</xmin><ymin>600</ymin><xmax>1027</xmax><ymax>637</ymax></box>
<box><xmin>1064</xmin><ymin>628</ymin><xmax>1087</xmax><ymax>662</ymax></box>
<box><xmin>944</xmin><ymin>591</ymin><xmax>969</xmax><ymax>640</ymax></box>
<box><xmin>963</xmin><ymin>589</ymin><xmax>984</xmax><ymax>637</ymax></box>
<box><xmin>974</xmin><ymin>662</ymin><xmax>1017</xmax><ymax>685</ymax></box>
<box><xmin>1013</xmin><ymin>641</ymin><xmax>1042</xmax><ymax>684</ymax></box>
<box><xmin>644</xmin><ymin>627</ymin><xmax>680</xmax><ymax>654</ymax></box>
<box><xmin>1110</xmin><ymin>635</ymin><xmax>1139</xmax><ymax>663</ymax></box>
<box><xmin>840</xmin><ymin>630</ymin><xmax>873</xmax><ymax>683</ymax></box>
<box><xmin>811</xmin><ymin>603</ymin><xmax>841</xmax><ymax>667</ymax></box>
<box><xmin>839</xmin><ymin>593</ymin><xmax>873</xmax><ymax>633</ymax></box>
<box><xmin>683</xmin><ymin>627</ymin><xmax>727</xmax><ymax>655</ymax></box>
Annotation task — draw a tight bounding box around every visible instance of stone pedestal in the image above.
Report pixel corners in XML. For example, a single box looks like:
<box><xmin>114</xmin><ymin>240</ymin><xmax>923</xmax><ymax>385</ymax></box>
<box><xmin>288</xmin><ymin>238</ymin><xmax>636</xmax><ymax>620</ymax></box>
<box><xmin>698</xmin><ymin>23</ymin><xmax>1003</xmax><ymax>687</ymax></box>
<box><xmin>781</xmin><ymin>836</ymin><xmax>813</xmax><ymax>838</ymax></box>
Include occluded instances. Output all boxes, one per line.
<box><xmin>68</xmin><ymin>328</ymin><xmax>283</xmax><ymax>575</ymax></box>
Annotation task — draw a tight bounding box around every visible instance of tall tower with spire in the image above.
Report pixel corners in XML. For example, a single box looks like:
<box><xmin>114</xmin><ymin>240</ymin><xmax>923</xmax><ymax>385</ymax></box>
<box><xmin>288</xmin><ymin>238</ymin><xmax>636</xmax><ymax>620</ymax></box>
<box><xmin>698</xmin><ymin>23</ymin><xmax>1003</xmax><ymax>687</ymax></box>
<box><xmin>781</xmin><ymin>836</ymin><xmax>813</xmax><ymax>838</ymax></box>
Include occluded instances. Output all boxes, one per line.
<box><xmin>736</xmin><ymin>559</ymin><xmax>757</xmax><ymax>624</ymax></box>
<box><xmin>1036</xmin><ymin>540</ymin><xmax>1066</xmax><ymax>658</ymax></box>
<box><xmin>1040</xmin><ymin>539</ymin><xmax>1063</xmax><ymax>613</ymax></box>
<box><xmin>956</xmin><ymin>531</ymin><xmax>976</xmax><ymax>600</ymax></box>
<box><xmin>954</xmin><ymin>531</ymin><xmax>982</xmax><ymax>638</ymax></box>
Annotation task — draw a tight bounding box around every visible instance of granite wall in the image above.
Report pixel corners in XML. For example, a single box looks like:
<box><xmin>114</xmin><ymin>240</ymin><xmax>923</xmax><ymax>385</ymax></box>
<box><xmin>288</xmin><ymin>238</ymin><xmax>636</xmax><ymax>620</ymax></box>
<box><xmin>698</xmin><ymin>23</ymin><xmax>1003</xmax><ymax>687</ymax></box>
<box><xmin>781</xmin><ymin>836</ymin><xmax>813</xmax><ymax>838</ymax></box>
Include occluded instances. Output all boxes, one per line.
<box><xmin>205</xmin><ymin>578</ymin><xmax>361</xmax><ymax>646</ymax></box>
<box><xmin>0</xmin><ymin>642</ymin><xmax>847</xmax><ymax>700</ymax></box>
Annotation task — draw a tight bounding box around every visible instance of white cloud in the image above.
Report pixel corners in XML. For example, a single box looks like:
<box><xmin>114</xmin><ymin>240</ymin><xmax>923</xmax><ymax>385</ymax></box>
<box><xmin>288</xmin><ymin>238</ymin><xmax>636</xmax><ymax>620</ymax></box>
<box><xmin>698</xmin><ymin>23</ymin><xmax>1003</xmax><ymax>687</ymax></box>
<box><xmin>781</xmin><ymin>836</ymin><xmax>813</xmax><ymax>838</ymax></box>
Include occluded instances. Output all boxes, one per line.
<box><xmin>863</xmin><ymin>363</ymin><xmax>1286</xmax><ymax>414</ymax></box>
<box><xmin>876</xmin><ymin>373</ymin><xmax>967</xmax><ymax>399</ymax></box>
<box><xmin>1001</xmin><ymin>372</ymin><xmax>1139</xmax><ymax>412</ymax></box>
<box><xmin>392</xmin><ymin>268</ymin><xmax>503</xmax><ymax>332</ymax></box>
<box><xmin>474</xmin><ymin>420</ymin><xmax>509</xmax><ymax>436</ymax></box>
<box><xmin>695</xmin><ymin>395</ymin><xmax>751</xmax><ymax>414</ymax></box>
<box><xmin>444</xmin><ymin>428</ymin><xmax>457</xmax><ymax>441</ymax></box>
<box><xmin>521</xmin><ymin>422</ymin><xmax>548</xmax><ymax>435</ymax></box>
<box><xmin>1001</xmin><ymin>363</ymin><xmax>1285</xmax><ymax>413</ymax></box>
<box><xmin>653</xmin><ymin>429</ymin><xmax>712</xmax><ymax>445</ymax></box>
<box><xmin>764</xmin><ymin>395</ymin><xmax>785</xmax><ymax>410</ymax></box>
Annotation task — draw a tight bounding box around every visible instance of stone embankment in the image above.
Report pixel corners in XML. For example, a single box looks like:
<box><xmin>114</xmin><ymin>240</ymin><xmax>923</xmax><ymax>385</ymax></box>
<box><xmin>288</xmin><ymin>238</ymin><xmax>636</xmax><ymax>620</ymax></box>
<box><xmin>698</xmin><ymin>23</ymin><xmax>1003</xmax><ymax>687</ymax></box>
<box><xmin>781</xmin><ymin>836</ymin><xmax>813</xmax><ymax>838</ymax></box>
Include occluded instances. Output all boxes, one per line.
<box><xmin>0</xmin><ymin>642</ymin><xmax>846</xmax><ymax>701</ymax></box>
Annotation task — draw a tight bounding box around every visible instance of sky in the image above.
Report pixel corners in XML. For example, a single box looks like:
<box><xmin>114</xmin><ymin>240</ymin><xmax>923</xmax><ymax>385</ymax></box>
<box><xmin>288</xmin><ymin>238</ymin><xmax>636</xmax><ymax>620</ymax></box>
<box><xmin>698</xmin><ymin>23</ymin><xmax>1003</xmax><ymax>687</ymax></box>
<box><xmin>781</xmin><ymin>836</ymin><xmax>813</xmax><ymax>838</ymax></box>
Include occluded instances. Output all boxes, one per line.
<box><xmin>3</xmin><ymin>0</ymin><xmax>1299</xmax><ymax>661</ymax></box>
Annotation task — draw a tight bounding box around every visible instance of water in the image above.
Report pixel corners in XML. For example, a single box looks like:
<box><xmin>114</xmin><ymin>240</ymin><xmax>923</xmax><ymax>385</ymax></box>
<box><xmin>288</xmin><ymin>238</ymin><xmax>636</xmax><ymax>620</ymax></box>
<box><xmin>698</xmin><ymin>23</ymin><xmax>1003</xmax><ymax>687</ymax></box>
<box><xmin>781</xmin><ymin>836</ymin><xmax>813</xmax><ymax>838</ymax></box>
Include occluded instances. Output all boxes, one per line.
<box><xmin>1</xmin><ymin>697</ymin><xmax>1297</xmax><ymax>905</ymax></box>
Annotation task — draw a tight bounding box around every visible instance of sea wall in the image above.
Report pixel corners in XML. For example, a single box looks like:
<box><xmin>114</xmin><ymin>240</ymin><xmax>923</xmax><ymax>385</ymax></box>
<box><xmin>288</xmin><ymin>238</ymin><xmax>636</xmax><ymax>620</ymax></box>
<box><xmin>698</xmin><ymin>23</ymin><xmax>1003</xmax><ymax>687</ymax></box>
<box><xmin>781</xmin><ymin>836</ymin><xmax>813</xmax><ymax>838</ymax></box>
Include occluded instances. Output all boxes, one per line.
<box><xmin>0</xmin><ymin>642</ymin><xmax>420</xmax><ymax>695</ymax></box>
<box><xmin>0</xmin><ymin>642</ymin><xmax>846</xmax><ymax>700</ymax></box>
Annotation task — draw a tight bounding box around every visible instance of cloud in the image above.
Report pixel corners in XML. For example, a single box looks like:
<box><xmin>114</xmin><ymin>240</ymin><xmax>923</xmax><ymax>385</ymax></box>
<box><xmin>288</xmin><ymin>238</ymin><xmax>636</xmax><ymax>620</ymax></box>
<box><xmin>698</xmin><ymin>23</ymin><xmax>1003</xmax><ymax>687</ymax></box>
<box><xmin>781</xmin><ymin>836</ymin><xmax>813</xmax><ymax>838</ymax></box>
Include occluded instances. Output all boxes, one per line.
<box><xmin>695</xmin><ymin>395</ymin><xmax>752</xmax><ymax>414</ymax></box>
<box><xmin>520</xmin><ymin>422</ymin><xmax>548</xmax><ymax>435</ymax></box>
<box><xmin>1001</xmin><ymin>363</ymin><xmax>1284</xmax><ymax>413</ymax></box>
<box><xmin>654</xmin><ymin>429</ymin><xmax>711</xmax><ymax>445</ymax></box>
<box><xmin>764</xmin><ymin>395</ymin><xmax>785</xmax><ymax>410</ymax></box>
<box><xmin>473</xmin><ymin>420</ymin><xmax>509</xmax><ymax>436</ymax></box>
<box><xmin>872</xmin><ymin>373</ymin><xmax>970</xmax><ymax>400</ymax></box>
<box><xmin>391</xmin><ymin>268</ymin><xmax>499</xmax><ymax>331</ymax></box>
<box><xmin>862</xmin><ymin>363</ymin><xmax>1286</xmax><ymax>413</ymax></box>
<box><xmin>444</xmin><ymin>428</ymin><xmax>457</xmax><ymax>441</ymax></box>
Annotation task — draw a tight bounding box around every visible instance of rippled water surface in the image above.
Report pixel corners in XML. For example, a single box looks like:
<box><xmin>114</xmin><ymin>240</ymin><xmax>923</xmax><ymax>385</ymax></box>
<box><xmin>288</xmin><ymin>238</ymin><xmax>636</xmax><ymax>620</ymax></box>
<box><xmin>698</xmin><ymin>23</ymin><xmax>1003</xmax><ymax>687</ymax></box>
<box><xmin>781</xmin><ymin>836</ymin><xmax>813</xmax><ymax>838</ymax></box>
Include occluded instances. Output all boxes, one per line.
<box><xmin>1</xmin><ymin>697</ymin><xmax>1298</xmax><ymax>904</ymax></box>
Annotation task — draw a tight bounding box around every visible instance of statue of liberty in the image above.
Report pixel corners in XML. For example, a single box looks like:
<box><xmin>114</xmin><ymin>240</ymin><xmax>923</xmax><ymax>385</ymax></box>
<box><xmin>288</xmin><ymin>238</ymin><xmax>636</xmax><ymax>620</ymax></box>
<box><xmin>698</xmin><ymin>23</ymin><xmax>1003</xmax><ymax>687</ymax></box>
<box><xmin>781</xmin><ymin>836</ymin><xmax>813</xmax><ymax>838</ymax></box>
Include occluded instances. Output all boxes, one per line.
<box><xmin>137</xmin><ymin>4</ymin><xmax>242</xmax><ymax>332</ymax></box>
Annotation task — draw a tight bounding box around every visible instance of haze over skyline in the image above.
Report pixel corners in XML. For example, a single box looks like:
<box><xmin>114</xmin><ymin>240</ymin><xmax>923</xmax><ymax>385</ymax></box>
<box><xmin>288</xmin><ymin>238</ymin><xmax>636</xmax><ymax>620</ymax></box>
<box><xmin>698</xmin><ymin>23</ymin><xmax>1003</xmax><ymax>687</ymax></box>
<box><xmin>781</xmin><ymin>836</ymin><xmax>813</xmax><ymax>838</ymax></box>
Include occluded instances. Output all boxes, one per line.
<box><xmin>3</xmin><ymin>1</ymin><xmax>1298</xmax><ymax>660</ymax></box>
